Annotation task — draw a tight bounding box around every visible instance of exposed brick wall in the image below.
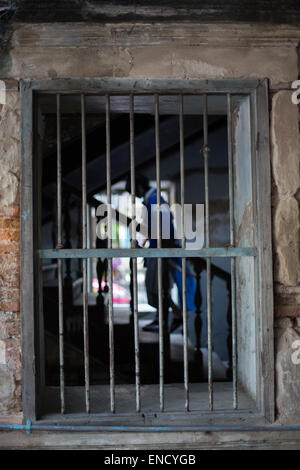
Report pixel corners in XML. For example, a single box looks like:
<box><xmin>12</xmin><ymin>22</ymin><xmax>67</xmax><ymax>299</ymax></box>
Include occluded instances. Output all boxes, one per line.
<box><xmin>0</xmin><ymin>208</ymin><xmax>22</xmax><ymax>413</ymax></box>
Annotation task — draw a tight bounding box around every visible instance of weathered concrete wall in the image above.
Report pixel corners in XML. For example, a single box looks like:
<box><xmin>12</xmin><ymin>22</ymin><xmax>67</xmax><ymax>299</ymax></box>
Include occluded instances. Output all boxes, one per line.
<box><xmin>1</xmin><ymin>23</ymin><xmax>298</xmax><ymax>85</ymax></box>
<box><xmin>271</xmin><ymin>91</ymin><xmax>300</xmax><ymax>286</ymax></box>
<box><xmin>0</xmin><ymin>20</ymin><xmax>299</xmax><ymax>433</ymax></box>
<box><xmin>0</xmin><ymin>88</ymin><xmax>22</xmax><ymax>421</ymax></box>
<box><xmin>271</xmin><ymin>89</ymin><xmax>300</xmax><ymax>422</ymax></box>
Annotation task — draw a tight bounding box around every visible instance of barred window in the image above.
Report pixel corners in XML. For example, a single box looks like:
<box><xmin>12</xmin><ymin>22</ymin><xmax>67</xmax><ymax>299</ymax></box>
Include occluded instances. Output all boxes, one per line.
<box><xmin>21</xmin><ymin>79</ymin><xmax>274</xmax><ymax>426</ymax></box>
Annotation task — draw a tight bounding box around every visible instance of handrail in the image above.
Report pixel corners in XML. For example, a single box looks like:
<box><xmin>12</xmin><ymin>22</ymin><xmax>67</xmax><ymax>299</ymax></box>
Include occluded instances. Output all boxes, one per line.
<box><xmin>192</xmin><ymin>257</ymin><xmax>231</xmax><ymax>283</ymax></box>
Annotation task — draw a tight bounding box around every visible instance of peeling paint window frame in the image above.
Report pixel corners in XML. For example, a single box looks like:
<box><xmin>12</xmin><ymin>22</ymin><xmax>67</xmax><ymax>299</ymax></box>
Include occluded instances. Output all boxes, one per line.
<box><xmin>20</xmin><ymin>78</ymin><xmax>274</xmax><ymax>427</ymax></box>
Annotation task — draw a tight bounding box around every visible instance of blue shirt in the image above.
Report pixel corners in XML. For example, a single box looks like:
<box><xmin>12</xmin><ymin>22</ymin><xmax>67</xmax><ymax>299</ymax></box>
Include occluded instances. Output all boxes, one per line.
<box><xmin>143</xmin><ymin>188</ymin><xmax>175</xmax><ymax>248</ymax></box>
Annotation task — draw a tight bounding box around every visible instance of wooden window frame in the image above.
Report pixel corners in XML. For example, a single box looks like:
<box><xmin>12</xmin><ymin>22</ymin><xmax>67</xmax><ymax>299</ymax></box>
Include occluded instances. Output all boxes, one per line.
<box><xmin>20</xmin><ymin>78</ymin><xmax>274</xmax><ymax>426</ymax></box>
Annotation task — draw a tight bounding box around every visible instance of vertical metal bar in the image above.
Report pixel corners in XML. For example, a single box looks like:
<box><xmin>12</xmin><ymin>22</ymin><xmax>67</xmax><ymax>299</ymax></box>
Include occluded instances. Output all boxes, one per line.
<box><xmin>203</xmin><ymin>94</ymin><xmax>213</xmax><ymax>411</ymax></box>
<box><xmin>81</xmin><ymin>94</ymin><xmax>90</xmax><ymax>413</ymax></box>
<box><xmin>179</xmin><ymin>95</ymin><xmax>189</xmax><ymax>411</ymax></box>
<box><xmin>130</xmin><ymin>94</ymin><xmax>141</xmax><ymax>412</ymax></box>
<box><xmin>155</xmin><ymin>94</ymin><xmax>164</xmax><ymax>412</ymax></box>
<box><xmin>56</xmin><ymin>94</ymin><xmax>65</xmax><ymax>414</ymax></box>
<box><xmin>227</xmin><ymin>93</ymin><xmax>238</xmax><ymax>409</ymax></box>
<box><xmin>106</xmin><ymin>94</ymin><xmax>115</xmax><ymax>413</ymax></box>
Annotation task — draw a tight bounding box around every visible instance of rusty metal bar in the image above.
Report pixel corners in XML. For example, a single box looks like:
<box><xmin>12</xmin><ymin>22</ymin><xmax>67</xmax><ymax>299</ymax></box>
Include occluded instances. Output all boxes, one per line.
<box><xmin>130</xmin><ymin>94</ymin><xmax>141</xmax><ymax>412</ymax></box>
<box><xmin>227</xmin><ymin>93</ymin><xmax>238</xmax><ymax>409</ymax></box>
<box><xmin>106</xmin><ymin>94</ymin><xmax>115</xmax><ymax>413</ymax></box>
<box><xmin>155</xmin><ymin>94</ymin><xmax>164</xmax><ymax>412</ymax></box>
<box><xmin>56</xmin><ymin>93</ymin><xmax>65</xmax><ymax>414</ymax></box>
<box><xmin>81</xmin><ymin>94</ymin><xmax>90</xmax><ymax>413</ymax></box>
<box><xmin>203</xmin><ymin>94</ymin><xmax>213</xmax><ymax>411</ymax></box>
<box><xmin>179</xmin><ymin>95</ymin><xmax>189</xmax><ymax>411</ymax></box>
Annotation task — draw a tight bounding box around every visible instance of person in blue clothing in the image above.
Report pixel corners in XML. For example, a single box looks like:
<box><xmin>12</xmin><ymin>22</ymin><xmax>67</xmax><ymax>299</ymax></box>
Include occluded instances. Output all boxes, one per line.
<box><xmin>126</xmin><ymin>173</ymin><xmax>196</xmax><ymax>333</ymax></box>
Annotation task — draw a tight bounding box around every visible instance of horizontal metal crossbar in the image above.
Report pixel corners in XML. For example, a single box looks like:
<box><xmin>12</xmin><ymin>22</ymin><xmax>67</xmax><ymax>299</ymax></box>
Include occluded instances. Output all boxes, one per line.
<box><xmin>24</xmin><ymin>78</ymin><xmax>261</xmax><ymax>94</ymax></box>
<box><xmin>39</xmin><ymin>247</ymin><xmax>256</xmax><ymax>259</ymax></box>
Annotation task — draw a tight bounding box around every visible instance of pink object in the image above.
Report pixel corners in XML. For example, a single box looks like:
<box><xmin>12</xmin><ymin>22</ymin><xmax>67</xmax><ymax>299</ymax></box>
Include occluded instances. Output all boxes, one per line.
<box><xmin>92</xmin><ymin>278</ymin><xmax>130</xmax><ymax>304</ymax></box>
